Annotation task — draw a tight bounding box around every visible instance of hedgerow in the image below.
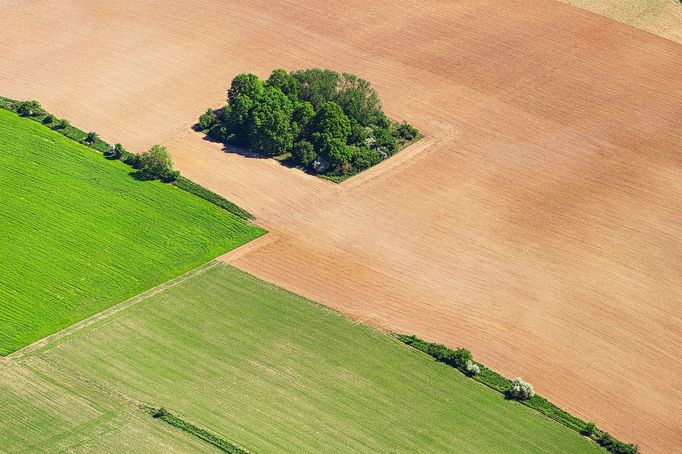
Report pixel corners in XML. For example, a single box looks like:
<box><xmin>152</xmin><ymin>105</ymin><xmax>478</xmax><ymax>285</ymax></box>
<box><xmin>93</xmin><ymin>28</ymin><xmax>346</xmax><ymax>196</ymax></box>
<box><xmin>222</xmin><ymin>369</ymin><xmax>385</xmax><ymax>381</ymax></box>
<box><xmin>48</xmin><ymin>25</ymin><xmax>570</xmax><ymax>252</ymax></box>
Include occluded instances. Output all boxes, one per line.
<box><xmin>396</xmin><ymin>334</ymin><xmax>638</xmax><ymax>454</ymax></box>
<box><xmin>199</xmin><ymin>68</ymin><xmax>421</xmax><ymax>180</ymax></box>
<box><xmin>146</xmin><ymin>406</ymin><xmax>251</xmax><ymax>453</ymax></box>
<box><xmin>0</xmin><ymin>96</ymin><xmax>255</xmax><ymax>221</ymax></box>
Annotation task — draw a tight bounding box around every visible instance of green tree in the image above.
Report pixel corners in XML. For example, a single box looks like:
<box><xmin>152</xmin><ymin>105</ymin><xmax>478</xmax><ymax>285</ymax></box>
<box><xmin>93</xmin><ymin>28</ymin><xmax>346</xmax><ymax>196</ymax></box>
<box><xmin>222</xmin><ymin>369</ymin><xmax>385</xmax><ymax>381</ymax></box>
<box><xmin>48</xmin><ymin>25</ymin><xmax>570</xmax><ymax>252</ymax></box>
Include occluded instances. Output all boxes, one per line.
<box><xmin>335</xmin><ymin>73</ymin><xmax>382</xmax><ymax>127</ymax></box>
<box><xmin>198</xmin><ymin>108</ymin><xmax>217</xmax><ymax>130</ymax></box>
<box><xmin>291</xmin><ymin>68</ymin><xmax>340</xmax><ymax>110</ymax></box>
<box><xmin>139</xmin><ymin>145</ymin><xmax>178</xmax><ymax>180</ymax></box>
<box><xmin>318</xmin><ymin>135</ymin><xmax>351</xmax><ymax>169</ymax></box>
<box><xmin>266</xmin><ymin>68</ymin><xmax>299</xmax><ymax>99</ymax></box>
<box><xmin>312</xmin><ymin>101</ymin><xmax>350</xmax><ymax>142</ymax></box>
<box><xmin>225</xmin><ymin>96</ymin><xmax>254</xmax><ymax>144</ymax></box>
<box><xmin>292</xmin><ymin>100</ymin><xmax>315</xmax><ymax>139</ymax></box>
<box><xmin>227</xmin><ymin>73</ymin><xmax>264</xmax><ymax>104</ymax></box>
<box><xmin>292</xmin><ymin>140</ymin><xmax>317</xmax><ymax>168</ymax></box>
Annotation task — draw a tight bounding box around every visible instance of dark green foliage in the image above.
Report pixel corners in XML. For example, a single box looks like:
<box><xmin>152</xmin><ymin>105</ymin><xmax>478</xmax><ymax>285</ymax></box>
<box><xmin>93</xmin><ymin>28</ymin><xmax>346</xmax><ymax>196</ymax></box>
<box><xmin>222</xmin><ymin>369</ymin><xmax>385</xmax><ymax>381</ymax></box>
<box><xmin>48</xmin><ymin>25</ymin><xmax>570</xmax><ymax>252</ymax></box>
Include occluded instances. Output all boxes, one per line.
<box><xmin>247</xmin><ymin>87</ymin><xmax>294</xmax><ymax>155</ymax></box>
<box><xmin>396</xmin><ymin>121</ymin><xmax>419</xmax><ymax>141</ymax></box>
<box><xmin>54</xmin><ymin>119</ymin><xmax>70</xmax><ymax>130</ymax></box>
<box><xmin>43</xmin><ymin>114</ymin><xmax>55</xmax><ymax>125</ymax></box>
<box><xmin>312</xmin><ymin>101</ymin><xmax>350</xmax><ymax>141</ymax></box>
<box><xmin>291</xmin><ymin>140</ymin><xmax>317</xmax><ymax>168</ymax></box>
<box><xmin>148</xmin><ymin>407</ymin><xmax>251</xmax><ymax>453</ymax></box>
<box><xmin>105</xmin><ymin>143</ymin><xmax>125</xmax><ymax>160</ymax></box>
<box><xmin>172</xmin><ymin>176</ymin><xmax>253</xmax><ymax>220</ymax></box>
<box><xmin>291</xmin><ymin>68</ymin><xmax>340</xmax><ymax>110</ymax></box>
<box><xmin>318</xmin><ymin>135</ymin><xmax>351</xmax><ymax>169</ymax></box>
<box><xmin>228</xmin><ymin>73</ymin><xmax>264</xmax><ymax>104</ymax></box>
<box><xmin>84</xmin><ymin>131</ymin><xmax>99</xmax><ymax>144</ymax></box>
<box><xmin>266</xmin><ymin>68</ymin><xmax>299</xmax><ymax>99</ymax></box>
<box><xmin>201</xmin><ymin>69</ymin><xmax>420</xmax><ymax>178</ymax></box>
<box><xmin>397</xmin><ymin>334</ymin><xmax>638</xmax><ymax>454</ymax></box>
<box><xmin>581</xmin><ymin>422</ymin><xmax>597</xmax><ymax>436</ymax></box>
<box><xmin>350</xmin><ymin>146</ymin><xmax>380</xmax><ymax>171</ymax></box>
<box><xmin>16</xmin><ymin>100</ymin><xmax>43</xmax><ymax>117</ymax></box>
<box><xmin>199</xmin><ymin>108</ymin><xmax>217</xmax><ymax>130</ymax></box>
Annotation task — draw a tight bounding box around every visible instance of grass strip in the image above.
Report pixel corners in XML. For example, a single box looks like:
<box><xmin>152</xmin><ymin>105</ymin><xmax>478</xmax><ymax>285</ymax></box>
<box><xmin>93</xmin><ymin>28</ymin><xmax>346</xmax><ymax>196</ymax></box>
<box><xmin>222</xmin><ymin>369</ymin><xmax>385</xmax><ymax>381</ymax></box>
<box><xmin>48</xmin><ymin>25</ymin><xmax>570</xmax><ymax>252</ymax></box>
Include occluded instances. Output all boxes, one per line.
<box><xmin>145</xmin><ymin>406</ymin><xmax>252</xmax><ymax>454</ymax></box>
<box><xmin>397</xmin><ymin>334</ymin><xmax>638</xmax><ymax>454</ymax></box>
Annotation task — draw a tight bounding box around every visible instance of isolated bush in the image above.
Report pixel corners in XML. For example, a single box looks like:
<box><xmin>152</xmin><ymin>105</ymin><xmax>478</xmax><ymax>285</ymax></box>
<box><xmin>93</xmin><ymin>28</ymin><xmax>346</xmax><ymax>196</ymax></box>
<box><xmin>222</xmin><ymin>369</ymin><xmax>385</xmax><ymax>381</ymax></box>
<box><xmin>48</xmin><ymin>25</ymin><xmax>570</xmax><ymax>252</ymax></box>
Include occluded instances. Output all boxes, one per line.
<box><xmin>465</xmin><ymin>359</ymin><xmax>480</xmax><ymax>376</ymax></box>
<box><xmin>153</xmin><ymin>407</ymin><xmax>169</xmax><ymax>418</ymax></box>
<box><xmin>84</xmin><ymin>131</ymin><xmax>99</xmax><ymax>144</ymax></box>
<box><xmin>507</xmin><ymin>377</ymin><xmax>534</xmax><ymax>400</ymax></box>
<box><xmin>138</xmin><ymin>144</ymin><xmax>179</xmax><ymax>181</ymax></box>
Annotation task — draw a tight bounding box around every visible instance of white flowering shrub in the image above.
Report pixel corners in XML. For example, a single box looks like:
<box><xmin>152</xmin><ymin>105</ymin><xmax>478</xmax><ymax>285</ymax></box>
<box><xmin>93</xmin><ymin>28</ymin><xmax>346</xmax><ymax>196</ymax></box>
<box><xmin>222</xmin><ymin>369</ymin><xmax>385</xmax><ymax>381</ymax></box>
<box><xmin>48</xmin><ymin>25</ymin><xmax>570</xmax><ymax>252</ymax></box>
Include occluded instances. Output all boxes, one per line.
<box><xmin>465</xmin><ymin>359</ymin><xmax>480</xmax><ymax>376</ymax></box>
<box><xmin>508</xmin><ymin>377</ymin><xmax>534</xmax><ymax>400</ymax></box>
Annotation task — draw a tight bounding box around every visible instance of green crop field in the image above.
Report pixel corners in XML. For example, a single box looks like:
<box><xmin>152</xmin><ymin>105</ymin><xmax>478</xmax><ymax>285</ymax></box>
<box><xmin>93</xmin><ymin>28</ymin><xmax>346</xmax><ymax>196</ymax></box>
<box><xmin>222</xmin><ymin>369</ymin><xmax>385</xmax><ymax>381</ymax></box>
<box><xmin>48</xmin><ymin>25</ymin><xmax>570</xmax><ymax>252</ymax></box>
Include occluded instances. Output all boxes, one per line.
<box><xmin>0</xmin><ymin>109</ymin><xmax>264</xmax><ymax>355</ymax></box>
<box><xmin>1</xmin><ymin>264</ymin><xmax>601</xmax><ymax>453</ymax></box>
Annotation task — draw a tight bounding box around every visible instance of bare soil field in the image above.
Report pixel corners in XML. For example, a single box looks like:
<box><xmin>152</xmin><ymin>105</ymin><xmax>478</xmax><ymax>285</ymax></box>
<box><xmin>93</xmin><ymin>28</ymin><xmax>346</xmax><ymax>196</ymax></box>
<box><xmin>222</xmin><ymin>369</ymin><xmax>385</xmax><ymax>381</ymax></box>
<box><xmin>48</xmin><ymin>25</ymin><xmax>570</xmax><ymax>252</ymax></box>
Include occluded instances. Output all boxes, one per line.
<box><xmin>1</xmin><ymin>0</ymin><xmax>680</xmax><ymax>452</ymax></box>
<box><xmin>559</xmin><ymin>0</ymin><xmax>682</xmax><ymax>44</ymax></box>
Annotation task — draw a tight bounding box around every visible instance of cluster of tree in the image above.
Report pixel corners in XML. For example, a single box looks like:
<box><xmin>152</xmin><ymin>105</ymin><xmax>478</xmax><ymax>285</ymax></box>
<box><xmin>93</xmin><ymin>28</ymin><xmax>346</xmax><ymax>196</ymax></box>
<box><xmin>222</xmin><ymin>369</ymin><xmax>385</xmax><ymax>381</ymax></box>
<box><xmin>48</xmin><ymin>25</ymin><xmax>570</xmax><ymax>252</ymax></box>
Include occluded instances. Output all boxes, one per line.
<box><xmin>106</xmin><ymin>143</ymin><xmax>179</xmax><ymax>181</ymax></box>
<box><xmin>199</xmin><ymin>68</ymin><xmax>420</xmax><ymax>177</ymax></box>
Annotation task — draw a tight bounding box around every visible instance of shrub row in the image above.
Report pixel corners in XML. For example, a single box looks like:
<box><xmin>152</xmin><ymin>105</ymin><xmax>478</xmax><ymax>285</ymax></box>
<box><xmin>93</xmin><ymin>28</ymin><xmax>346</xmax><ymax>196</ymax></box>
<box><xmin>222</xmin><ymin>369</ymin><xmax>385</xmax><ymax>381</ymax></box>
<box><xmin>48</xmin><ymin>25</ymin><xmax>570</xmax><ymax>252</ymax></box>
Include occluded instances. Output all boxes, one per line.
<box><xmin>148</xmin><ymin>406</ymin><xmax>251</xmax><ymax>454</ymax></box>
<box><xmin>396</xmin><ymin>334</ymin><xmax>638</xmax><ymax>454</ymax></box>
<box><xmin>0</xmin><ymin>96</ymin><xmax>254</xmax><ymax>221</ymax></box>
<box><xmin>172</xmin><ymin>176</ymin><xmax>253</xmax><ymax>220</ymax></box>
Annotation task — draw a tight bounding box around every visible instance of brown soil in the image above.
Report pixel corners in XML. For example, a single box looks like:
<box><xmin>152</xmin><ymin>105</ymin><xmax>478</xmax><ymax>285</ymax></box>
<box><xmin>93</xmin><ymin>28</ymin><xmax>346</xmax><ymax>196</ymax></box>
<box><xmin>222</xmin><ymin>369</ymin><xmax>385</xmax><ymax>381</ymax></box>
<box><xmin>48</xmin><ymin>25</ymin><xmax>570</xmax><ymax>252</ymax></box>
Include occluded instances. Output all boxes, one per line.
<box><xmin>1</xmin><ymin>1</ymin><xmax>680</xmax><ymax>452</ymax></box>
<box><xmin>559</xmin><ymin>0</ymin><xmax>682</xmax><ymax>44</ymax></box>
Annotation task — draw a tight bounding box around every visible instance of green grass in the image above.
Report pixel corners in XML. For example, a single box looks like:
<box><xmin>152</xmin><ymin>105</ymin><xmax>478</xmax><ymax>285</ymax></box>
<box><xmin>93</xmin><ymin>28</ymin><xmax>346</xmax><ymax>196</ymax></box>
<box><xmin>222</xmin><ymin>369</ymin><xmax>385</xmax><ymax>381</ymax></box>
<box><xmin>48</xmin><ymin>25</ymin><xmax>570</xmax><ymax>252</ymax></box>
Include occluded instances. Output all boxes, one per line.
<box><xmin>0</xmin><ymin>109</ymin><xmax>264</xmax><ymax>355</ymax></box>
<box><xmin>3</xmin><ymin>264</ymin><xmax>602</xmax><ymax>453</ymax></box>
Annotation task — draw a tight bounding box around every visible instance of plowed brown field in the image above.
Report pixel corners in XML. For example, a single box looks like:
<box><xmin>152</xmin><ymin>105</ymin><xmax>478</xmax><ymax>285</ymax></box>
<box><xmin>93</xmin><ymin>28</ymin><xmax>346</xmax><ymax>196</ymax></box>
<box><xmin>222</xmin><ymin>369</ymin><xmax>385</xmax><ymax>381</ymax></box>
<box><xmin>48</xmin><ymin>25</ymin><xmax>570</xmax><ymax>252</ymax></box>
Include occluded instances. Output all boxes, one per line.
<box><xmin>2</xmin><ymin>0</ymin><xmax>680</xmax><ymax>452</ymax></box>
<box><xmin>560</xmin><ymin>0</ymin><xmax>682</xmax><ymax>44</ymax></box>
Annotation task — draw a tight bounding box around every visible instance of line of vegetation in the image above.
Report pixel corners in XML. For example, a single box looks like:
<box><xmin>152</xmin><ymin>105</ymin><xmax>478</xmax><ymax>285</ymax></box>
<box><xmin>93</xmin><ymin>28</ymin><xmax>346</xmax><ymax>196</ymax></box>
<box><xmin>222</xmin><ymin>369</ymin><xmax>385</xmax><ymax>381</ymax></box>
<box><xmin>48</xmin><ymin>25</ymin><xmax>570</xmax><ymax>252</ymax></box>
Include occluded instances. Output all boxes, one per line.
<box><xmin>145</xmin><ymin>406</ymin><xmax>252</xmax><ymax>454</ymax></box>
<box><xmin>198</xmin><ymin>68</ymin><xmax>421</xmax><ymax>182</ymax></box>
<box><xmin>0</xmin><ymin>96</ymin><xmax>253</xmax><ymax>220</ymax></box>
<box><xmin>397</xmin><ymin>335</ymin><xmax>638</xmax><ymax>454</ymax></box>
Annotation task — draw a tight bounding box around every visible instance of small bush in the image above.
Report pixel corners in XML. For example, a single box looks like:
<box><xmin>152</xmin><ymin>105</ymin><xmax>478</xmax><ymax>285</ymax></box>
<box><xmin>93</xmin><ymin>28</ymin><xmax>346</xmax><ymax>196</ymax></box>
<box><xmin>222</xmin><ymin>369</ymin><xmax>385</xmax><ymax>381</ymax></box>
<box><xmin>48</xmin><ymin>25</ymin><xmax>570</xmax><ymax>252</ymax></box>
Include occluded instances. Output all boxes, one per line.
<box><xmin>580</xmin><ymin>421</ymin><xmax>596</xmax><ymax>436</ymax></box>
<box><xmin>43</xmin><ymin>114</ymin><xmax>55</xmax><ymax>125</ymax></box>
<box><xmin>507</xmin><ymin>377</ymin><xmax>534</xmax><ymax>400</ymax></box>
<box><xmin>395</xmin><ymin>121</ymin><xmax>419</xmax><ymax>141</ymax></box>
<box><xmin>54</xmin><ymin>119</ymin><xmax>70</xmax><ymax>130</ymax></box>
<box><xmin>84</xmin><ymin>131</ymin><xmax>99</xmax><ymax>144</ymax></box>
<box><xmin>153</xmin><ymin>407</ymin><xmax>169</xmax><ymax>418</ymax></box>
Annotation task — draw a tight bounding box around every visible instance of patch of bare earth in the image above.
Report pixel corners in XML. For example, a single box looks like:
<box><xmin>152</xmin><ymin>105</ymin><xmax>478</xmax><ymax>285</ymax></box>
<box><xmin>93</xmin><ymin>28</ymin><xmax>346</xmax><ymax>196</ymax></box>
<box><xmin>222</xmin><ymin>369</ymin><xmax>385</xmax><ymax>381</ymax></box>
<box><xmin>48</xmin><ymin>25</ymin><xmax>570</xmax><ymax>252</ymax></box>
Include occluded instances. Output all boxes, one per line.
<box><xmin>1</xmin><ymin>0</ymin><xmax>680</xmax><ymax>452</ymax></box>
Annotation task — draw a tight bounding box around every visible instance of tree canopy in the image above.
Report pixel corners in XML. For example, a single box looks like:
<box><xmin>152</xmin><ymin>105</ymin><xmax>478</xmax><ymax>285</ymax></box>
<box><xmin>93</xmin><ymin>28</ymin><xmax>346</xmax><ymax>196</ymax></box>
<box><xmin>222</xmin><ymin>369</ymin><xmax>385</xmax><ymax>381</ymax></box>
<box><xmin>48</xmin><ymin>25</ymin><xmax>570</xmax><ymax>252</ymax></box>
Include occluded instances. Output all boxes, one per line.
<box><xmin>200</xmin><ymin>68</ymin><xmax>420</xmax><ymax>178</ymax></box>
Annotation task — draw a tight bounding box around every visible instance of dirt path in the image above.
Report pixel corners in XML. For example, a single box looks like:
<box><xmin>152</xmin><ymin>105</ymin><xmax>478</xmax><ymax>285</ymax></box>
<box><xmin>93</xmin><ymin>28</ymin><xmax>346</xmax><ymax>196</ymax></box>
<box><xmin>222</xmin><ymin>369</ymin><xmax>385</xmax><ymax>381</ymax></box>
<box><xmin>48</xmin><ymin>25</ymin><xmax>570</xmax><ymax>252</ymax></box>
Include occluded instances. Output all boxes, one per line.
<box><xmin>1</xmin><ymin>1</ymin><xmax>681</xmax><ymax>451</ymax></box>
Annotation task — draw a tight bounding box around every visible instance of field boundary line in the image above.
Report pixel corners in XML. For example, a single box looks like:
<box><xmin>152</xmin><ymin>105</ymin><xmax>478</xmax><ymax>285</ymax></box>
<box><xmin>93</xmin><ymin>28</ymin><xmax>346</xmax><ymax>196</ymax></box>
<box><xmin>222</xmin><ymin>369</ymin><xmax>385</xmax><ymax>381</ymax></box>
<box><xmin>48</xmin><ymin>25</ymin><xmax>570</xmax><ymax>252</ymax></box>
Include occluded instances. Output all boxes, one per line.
<box><xmin>218</xmin><ymin>232</ymin><xmax>278</xmax><ymax>263</ymax></box>
<box><xmin>6</xmin><ymin>260</ymin><xmax>220</xmax><ymax>362</ymax></box>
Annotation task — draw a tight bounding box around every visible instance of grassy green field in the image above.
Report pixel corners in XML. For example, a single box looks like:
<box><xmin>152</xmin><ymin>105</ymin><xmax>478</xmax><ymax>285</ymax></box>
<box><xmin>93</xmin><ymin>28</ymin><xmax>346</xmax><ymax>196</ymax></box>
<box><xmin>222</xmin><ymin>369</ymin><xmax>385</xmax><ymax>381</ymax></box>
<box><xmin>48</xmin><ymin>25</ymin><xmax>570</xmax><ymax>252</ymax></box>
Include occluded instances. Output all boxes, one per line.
<box><xmin>0</xmin><ymin>109</ymin><xmax>264</xmax><ymax>355</ymax></box>
<box><xmin>1</xmin><ymin>264</ymin><xmax>601</xmax><ymax>453</ymax></box>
